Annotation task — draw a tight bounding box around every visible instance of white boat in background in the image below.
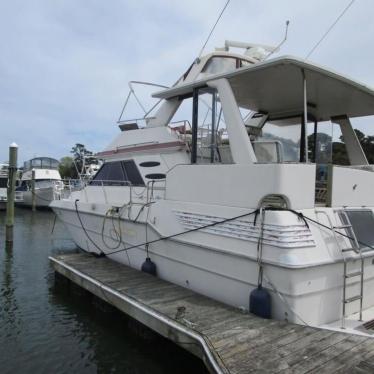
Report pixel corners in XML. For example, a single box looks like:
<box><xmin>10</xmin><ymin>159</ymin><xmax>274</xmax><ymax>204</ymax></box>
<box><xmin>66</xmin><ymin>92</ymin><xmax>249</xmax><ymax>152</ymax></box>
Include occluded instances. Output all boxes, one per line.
<box><xmin>18</xmin><ymin>157</ymin><xmax>63</xmax><ymax>208</ymax></box>
<box><xmin>0</xmin><ymin>163</ymin><xmax>9</xmax><ymax>210</ymax></box>
<box><xmin>51</xmin><ymin>41</ymin><xmax>374</xmax><ymax>336</ymax></box>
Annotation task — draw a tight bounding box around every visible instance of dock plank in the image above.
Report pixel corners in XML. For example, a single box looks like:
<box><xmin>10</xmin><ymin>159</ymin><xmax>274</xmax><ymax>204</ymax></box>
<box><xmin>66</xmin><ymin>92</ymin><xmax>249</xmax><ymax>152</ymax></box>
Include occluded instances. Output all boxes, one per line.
<box><xmin>49</xmin><ymin>252</ymin><xmax>374</xmax><ymax>374</ymax></box>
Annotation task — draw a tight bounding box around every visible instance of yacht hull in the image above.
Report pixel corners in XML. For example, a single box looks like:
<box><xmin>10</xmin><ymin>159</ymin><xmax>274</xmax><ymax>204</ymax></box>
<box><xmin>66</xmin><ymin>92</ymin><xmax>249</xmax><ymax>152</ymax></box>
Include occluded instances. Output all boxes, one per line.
<box><xmin>52</xmin><ymin>204</ymin><xmax>374</xmax><ymax>327</ymax></box>
<box><xmin>17</xmin><ymin>187</ymin><xmax>54</xmax><ymax>208</ymax></box>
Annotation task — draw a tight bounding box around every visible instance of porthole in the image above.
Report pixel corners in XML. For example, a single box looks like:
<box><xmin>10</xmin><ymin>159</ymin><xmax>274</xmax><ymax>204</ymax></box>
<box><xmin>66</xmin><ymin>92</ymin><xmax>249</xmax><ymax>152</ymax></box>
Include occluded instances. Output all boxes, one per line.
<box><xmin>139</xmin><ymin>161</ymin><xmax>161</xmax><ymax>167</ymax></box>
<box><xmin>145</xmin><ymin>173</ymin><xmax>166</xmax><ymax>180</ymax></box>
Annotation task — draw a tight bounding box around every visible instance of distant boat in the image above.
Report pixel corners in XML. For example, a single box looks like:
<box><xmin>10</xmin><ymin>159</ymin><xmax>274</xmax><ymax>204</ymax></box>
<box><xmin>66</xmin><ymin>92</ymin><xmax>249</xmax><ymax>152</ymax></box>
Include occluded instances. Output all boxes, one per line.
<box><xmin>0</xmin><ymin>163</ymin><xmax>8</xmax><ymax>210</ymax></box>
<box><xmin>17</xmin><ymin>157</ymin><xmax>63</xmax><ymax>208</ymax></box>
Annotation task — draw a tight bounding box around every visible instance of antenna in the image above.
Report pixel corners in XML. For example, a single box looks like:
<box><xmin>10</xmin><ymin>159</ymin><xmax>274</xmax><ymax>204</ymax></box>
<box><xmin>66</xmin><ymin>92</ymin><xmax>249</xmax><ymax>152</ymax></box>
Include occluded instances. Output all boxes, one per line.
<box><xmin>264</xmin><ymin>20</ymin><xmax>290</xmax><ymax>61</ymax></box>
<box><xmin>197</xmin><ymin>0</ymin><xmax>231</xmax><ymax>59</ymax></box>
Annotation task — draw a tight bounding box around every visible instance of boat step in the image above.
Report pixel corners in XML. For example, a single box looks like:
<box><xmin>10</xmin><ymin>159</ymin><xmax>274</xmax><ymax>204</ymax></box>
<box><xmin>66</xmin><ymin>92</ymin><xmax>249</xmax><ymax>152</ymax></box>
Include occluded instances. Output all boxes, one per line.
<box><xmin>345</xmin><ymin>271</ymin><xmax>362</xmax><ymax>278</ymax></box>
<box><xmin>344</xmin><ymin>295</ymin><xmax>362</xmax><ymax>304</ymax></box>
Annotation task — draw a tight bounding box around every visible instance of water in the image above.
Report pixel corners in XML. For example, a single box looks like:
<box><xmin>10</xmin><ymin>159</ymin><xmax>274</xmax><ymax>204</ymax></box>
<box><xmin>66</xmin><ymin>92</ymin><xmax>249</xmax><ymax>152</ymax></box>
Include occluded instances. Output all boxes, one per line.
<box><xmin>0</xmin><ymin>209</ymin><xmax>207</xmax><ymax>374</ymax></box>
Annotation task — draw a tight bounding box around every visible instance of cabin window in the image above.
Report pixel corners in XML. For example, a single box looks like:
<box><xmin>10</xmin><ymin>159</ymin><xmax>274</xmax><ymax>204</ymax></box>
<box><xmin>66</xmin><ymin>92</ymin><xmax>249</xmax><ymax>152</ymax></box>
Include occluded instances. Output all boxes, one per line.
<box><xmin>23</xmin><ymin>157</ymin><xmax>59</xmax><ymax>171</ymax></box>
<box><xmin>0</xmin><ymin>178</ymin><xmax>7</xmax><ymax>188</ymax></box>
<box><xmin>91</xmin><ymin>160</ymin><xmax>144</xmax><ymax>186</ymax></box>
<box><xmin>139</xmin><ymin>161</ymin><xmax>161</xmax><ymax>167</ymax></box>
<box><xmin>123</xmin><ymin>160</ymin><xmax>144</xmax><ymax>185</ymax></box>
<box><xmin>202</xmin><ymin>57</ymin><xmax>237</xmax><ymax>75</ymax></box>
<box><xmin>145</xmin><ymin>173</ymin><xmax>166</xmax><ymax>180</ymax></box>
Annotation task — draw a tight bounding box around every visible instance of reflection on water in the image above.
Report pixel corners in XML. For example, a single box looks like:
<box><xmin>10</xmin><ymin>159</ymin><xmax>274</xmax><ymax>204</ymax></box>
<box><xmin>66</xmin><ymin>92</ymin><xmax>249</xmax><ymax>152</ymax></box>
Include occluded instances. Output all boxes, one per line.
<box><xmin>0</xmin><ymin>209</ymin><xmax>207</xmax><ymax>374</ymax></box>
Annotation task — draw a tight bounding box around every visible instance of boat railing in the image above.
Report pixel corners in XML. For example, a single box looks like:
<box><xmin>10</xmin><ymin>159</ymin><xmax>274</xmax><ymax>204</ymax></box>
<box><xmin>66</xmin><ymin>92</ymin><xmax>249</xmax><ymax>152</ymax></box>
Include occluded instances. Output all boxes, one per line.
<box><xmin>169</xmin><ymin>120</ymin><xmax>191</xmax><ymax>144</ymax></box>
<box><xmin>53</xmin><ymin>178</ymin><xmax>166</xmax><ymax>205</ymax></box>
<box><xmin>53</xmin><ymin>179</ymin><xmax>87</xmax><ymax>200</ymax></box>
<box><xmin>146</xmin><ymin>179</ymin><xmax>166</xmax><ymax>203</ymax></box>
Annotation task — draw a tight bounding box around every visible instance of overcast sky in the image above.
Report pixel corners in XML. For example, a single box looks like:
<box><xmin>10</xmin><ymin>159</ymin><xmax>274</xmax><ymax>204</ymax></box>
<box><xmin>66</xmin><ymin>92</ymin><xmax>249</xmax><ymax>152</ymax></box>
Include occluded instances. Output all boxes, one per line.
<box><xmin>1</xmin><ymin>0</ymin><xmax>373</xmax><ymax>164</ymax></box>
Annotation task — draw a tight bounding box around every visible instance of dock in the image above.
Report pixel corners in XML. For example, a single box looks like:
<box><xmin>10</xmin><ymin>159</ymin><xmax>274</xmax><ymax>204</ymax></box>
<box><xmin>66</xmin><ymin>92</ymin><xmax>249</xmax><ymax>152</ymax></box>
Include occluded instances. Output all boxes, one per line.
<box><xmin>49</xmin><ymin>253</ymin><xmax>374</xmax><ymax>374</ymax></box>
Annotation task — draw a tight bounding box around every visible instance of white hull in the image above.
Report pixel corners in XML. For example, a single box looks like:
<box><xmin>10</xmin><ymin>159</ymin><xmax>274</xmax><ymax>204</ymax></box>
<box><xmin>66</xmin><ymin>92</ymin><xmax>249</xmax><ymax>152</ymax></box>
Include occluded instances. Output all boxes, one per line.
<box><xmin>17</xmin><ymin>187</ymin><xmax>54</xmax><ymax>208</ymax></box>
<box><xmin>53</xmin><ymin>204</ymin><xmax>374</xmax><ymax>328</ymax></box>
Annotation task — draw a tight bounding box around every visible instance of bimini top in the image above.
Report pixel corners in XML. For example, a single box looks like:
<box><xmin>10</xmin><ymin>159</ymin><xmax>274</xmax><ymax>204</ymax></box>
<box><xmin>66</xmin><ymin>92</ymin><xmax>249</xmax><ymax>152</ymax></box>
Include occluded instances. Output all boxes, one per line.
<box><xmin>24</xmin><ymin>157</ymin><xmax>59</xmax><ymax>171</ymax></box>
<box><xmin>153</xmin><ymin>56</ymin><xmax>374</xmax><ymax>121</ymax></box>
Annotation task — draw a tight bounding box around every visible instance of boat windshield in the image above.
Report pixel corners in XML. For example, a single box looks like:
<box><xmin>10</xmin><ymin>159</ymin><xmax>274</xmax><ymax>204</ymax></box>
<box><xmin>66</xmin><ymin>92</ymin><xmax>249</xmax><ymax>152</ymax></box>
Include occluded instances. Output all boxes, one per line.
<box><xmin>24</xmin><ymin>157</ymin><xmax>59</xmax><ymax>171</ymax></box>
<box><xmin>252</xmin><ymin>116</ymin><xmax>302</xmax><ymax>163</ymax></box>
<box><xmin>198</xmin><ymin>56</ymin><xmax>252</xmax><ymax>80</ymax></box>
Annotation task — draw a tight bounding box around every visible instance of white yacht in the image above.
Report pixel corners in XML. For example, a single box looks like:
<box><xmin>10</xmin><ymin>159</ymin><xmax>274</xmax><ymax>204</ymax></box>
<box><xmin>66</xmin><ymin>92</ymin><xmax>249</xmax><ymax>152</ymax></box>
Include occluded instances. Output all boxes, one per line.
<box><xmin>18</xmin><ymin>157</ymin><xmax>63</xmax><ymax>208</ymax></box>
<box><xmin>0</xmin><ymin>163</ymin><xmax>9</xmax><ymax>210</ymax></box>
<box><xmin>51</xmin><ymin>42</ymin><xmax>374</xmax><ymax>335</ymax></box>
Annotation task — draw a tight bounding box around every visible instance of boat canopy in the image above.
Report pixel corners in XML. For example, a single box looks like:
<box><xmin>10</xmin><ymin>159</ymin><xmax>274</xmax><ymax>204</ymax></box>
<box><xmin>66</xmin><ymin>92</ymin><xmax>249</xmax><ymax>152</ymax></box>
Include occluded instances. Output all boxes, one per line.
<box><xmin>153</xmin><ymin>56</ymin><xmax>374</xmax><ymax>121</ymax></box>
<box><xmin>24</xmin><ymin>157</ymin><xmax>59</xmax><ymax>171</ymax></box>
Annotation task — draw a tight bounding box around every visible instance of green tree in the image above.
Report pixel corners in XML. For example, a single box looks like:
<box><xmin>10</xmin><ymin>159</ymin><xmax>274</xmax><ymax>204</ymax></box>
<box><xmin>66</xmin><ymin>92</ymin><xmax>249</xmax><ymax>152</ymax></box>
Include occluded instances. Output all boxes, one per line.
<box><xmin>59</xmin><ymin>156</ymin><xmax>74</xmax><ymax>178</ymax></box>
<box><xmin>71</xmin><ymin>143</ymin><xmax>97</xmax><ymax>177</ymax></box>
<box><xmin>339</xmin><ymin>129</ymin><xmax>374</xmax><ymax>164</ymax></box>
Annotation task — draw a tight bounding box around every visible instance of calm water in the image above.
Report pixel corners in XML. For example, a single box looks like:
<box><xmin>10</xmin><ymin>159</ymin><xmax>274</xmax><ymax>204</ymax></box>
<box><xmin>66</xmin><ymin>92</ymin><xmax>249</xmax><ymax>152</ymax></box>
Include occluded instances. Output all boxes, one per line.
<box><xmin>0</xmin><ymin>209</ymin><xmax>207</xmax><ymax>374</ymax></box>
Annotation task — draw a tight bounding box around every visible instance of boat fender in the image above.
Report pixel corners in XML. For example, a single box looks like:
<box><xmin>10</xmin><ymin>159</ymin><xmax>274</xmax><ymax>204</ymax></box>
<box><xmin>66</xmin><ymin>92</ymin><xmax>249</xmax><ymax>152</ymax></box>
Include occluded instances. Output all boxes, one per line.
<box><xmin>249</xmin><ymin>285</ymin><xmax>271</xmax><ymax>319</ymax></box>
<box><xmin>141</xmin><ymin>257</ymin><xmax>157</xmax><ymax>276</ymax></box>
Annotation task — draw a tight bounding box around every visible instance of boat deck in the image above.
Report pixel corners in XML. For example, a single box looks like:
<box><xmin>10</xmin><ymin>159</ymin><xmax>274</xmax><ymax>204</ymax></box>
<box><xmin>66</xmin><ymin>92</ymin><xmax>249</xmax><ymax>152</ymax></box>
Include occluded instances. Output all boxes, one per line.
<box><xmin>49</xmin><ymin>252</ymin><xmax>374</xmax><ymax>374</ymax></box>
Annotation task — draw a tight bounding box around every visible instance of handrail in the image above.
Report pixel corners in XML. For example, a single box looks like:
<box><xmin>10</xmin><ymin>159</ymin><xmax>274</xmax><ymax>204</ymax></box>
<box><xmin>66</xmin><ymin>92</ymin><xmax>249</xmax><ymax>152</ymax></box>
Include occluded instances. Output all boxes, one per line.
<box><xmin>53</xmin><ymin>178</ymin><xmax>166</xmax><ymax>204</ymax></box>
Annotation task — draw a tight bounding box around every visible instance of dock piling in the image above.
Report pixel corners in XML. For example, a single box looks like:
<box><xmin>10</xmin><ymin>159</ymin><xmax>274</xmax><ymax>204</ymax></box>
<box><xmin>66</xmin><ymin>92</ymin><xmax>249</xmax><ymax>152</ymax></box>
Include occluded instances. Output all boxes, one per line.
<box><xmin>5</xmin><ymin>143</ymin><xmax>18</xmax><ymax>245</ymax></box>
<box><xmin>31</xmin><ymin>168</ymin><xmax>36</xmax><ymax>211</ymax></box>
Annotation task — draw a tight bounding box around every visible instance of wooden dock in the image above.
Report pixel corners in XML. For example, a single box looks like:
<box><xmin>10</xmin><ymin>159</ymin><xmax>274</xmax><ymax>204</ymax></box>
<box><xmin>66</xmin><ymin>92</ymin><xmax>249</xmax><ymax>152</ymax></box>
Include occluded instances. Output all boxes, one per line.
<box><xmin>49</xmin><ymin>253</ymin><xmax>374</xmax><ymax>374</ymax></box>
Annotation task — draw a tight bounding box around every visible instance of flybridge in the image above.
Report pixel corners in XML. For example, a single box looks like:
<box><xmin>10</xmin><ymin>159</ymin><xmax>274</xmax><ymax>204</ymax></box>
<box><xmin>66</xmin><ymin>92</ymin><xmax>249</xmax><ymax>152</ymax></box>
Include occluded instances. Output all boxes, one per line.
<box><xmin>153</xmin><ymin>56</ymin><xmax>374</xmax><ymax>121</ymax></box>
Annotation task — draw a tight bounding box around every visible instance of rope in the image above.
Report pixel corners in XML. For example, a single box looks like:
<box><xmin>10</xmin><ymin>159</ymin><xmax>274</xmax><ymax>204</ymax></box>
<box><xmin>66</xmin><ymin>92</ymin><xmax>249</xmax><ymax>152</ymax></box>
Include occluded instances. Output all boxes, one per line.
<box><xmin>256</xmin><ymin>207</ymin><xmax>265</xmax><ymax>287</ymax></box>
<box><xmin>264</xmin><ymin>206</ymin><xmax>374</xmax><ymax>251</ymax></box>
<box><xmin>74</xmin><ymin>199</ymin><xmax>104</xmax><ymax>255</ymax></box>
<box><xmin>105</xmin><ymin>208</ymin><xmax>260</xmax><ymax>256</ymax></box>
<box><xmin>197</xmin><ymin>0</ymin><xmax>231</xmax><ymax>58</ymax></box>
<box><xmin>305</xmin><ymin>0</ymin><xmax>357</xmax><ymax>59</ymax></box>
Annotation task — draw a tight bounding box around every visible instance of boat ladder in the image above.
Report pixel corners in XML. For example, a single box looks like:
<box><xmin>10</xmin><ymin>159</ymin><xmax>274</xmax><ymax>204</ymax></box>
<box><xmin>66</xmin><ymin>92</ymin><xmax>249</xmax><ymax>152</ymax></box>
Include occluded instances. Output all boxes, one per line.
<box><xmin>316</xmin><ymin>209</ymin><xmax>364</xmax><ymax>329</ymax></box>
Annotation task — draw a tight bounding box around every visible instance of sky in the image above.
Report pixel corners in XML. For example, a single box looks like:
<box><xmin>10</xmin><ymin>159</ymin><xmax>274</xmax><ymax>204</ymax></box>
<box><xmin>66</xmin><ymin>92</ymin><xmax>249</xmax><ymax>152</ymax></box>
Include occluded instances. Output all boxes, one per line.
<box><xmin>1</xmin><ymin>0</ymin><xmax>374</xmax><ymax>164</ymax></box>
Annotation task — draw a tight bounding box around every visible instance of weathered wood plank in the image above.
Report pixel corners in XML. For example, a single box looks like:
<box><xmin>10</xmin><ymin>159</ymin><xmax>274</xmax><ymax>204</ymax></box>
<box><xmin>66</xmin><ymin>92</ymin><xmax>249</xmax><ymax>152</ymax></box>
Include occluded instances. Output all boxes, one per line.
<box><xmin>50</xmin><ymin>253</ymin><xmax>374</xmax><ymax>374</ymax></box>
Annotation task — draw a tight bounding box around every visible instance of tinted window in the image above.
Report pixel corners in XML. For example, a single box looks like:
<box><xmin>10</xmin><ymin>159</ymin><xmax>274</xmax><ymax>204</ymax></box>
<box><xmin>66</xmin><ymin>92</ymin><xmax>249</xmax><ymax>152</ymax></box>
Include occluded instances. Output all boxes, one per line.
<box><xmin>106</xmin><ymin>161</ymin><xmax>125</xmax><ymax>185</ymax></box>
<box><xmin>123</xmin><ymin>160</ymin><xmax>144</xmax><ymax>186</ymax></box>
<box><xmin>139</xmin><ymin>161</ymin><xmax>160</xmax><ymax>167</ymax></box>
<box><xmin>91</xmin><ymin>163</ymin><xmax>110</xmax><ymax>185</ymax></box>
<box><xmin>91</xmin><ymin>160</ymin><xmax>144</xmax><ymax>186</ymax></box>
<box><xmin>0</xmin><ymin>178</ymin><xmax>7</xmax><ymax>188</ymax></box>
<box><xmin>346</xmin><ymin>210</ymin><xmax>374</xmax><ymax>249</ymax></box>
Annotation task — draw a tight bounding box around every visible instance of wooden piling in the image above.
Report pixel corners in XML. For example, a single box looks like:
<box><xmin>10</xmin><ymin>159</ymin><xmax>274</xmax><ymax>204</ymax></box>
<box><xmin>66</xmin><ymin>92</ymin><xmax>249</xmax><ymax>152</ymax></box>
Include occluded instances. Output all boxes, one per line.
<box><xmin>31</xmin><ymin>168</ymin><xmax>36</xmax><ymax>211</ymax></box>
<box><xmin>5</xmin><ymin>143</ymin><xmax>18</xmax><ymax>244</ymax></box>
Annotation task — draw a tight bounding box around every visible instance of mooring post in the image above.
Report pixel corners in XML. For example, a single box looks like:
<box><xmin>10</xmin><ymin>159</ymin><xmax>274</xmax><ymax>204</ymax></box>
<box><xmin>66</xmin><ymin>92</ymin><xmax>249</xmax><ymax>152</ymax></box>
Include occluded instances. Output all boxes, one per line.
<box><xmin>5</xmin><ymin>143</ymin><xmax>18</xmax><ymax>245</ymax></box>
<box><xmin>31</xmin><ymin>168</ymin><xmax>36</xmax><ymax>211</ymax></box>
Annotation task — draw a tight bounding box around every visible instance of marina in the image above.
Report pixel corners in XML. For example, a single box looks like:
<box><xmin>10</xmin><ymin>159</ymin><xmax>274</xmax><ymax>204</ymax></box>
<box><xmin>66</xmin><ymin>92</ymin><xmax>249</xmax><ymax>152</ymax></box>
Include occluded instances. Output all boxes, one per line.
<box><xmin>2</xmin><ymin>1</ymin><xmax>374</xmax><ymax>372</ymax></box>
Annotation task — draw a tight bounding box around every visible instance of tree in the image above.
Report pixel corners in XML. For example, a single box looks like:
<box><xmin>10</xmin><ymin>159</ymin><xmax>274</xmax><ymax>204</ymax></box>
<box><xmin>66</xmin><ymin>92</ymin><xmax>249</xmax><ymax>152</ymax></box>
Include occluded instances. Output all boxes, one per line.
<box><xmin>59</xmin><ymin>156</ymin><xmax>74</xmax><ymax>178</ymax></box>
<box><xmin>339</xmin><ymin>129</ymin><xmax>374</xmax><ymax>164</ymax></box>
<box><xmin>70</xmin><ymin>143</ymin><xmax>97</xmax><ymax>178</ymax></box>
<box><xmin>308</xmin><ymin>128</ymin><xmax>374</xmax><ymax>166</ymax></box>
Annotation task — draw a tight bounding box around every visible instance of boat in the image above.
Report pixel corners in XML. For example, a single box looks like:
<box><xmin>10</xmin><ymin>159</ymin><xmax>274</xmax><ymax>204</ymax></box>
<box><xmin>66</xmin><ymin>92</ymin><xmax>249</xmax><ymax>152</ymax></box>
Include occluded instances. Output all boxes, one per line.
<box><xmin>18</xmin><ymin>157</ymin><xmax>63</xmax><ymax>208</ymax></box>
<box><xmin>0</xmin><ymin>163</ymin><xmax>8</xmax><ymax>210</ymax></box>
<box><xmin>51</xmin><ymin>41</ymin><xmax>374</xmax><ymax>335</ymax></box>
